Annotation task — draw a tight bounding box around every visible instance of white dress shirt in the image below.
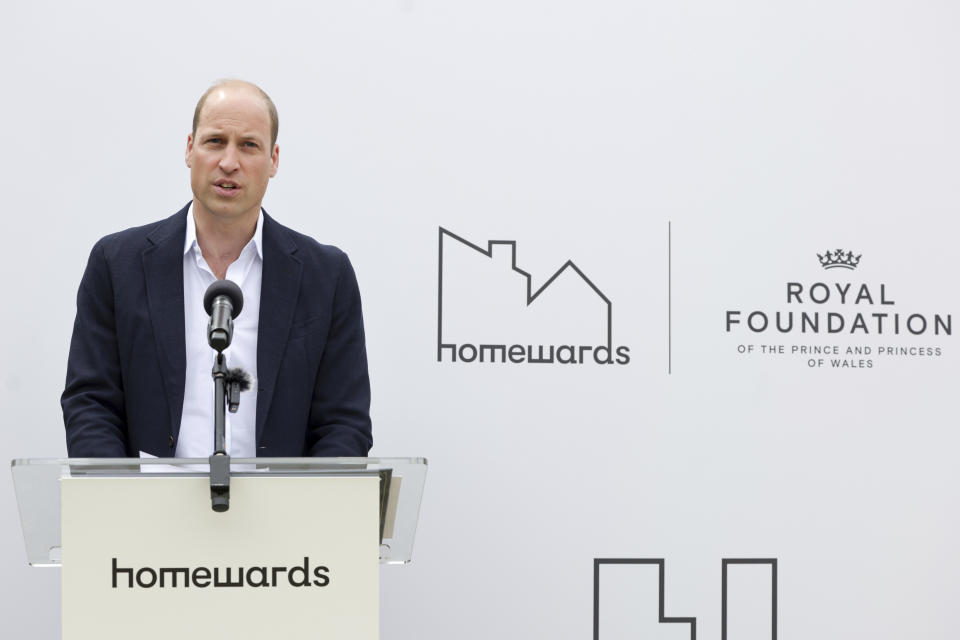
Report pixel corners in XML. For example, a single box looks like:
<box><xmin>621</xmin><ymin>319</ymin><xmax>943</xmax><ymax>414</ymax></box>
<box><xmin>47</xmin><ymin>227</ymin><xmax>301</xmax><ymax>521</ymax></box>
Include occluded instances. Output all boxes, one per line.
<box><xmin>175</xmin><ymin>204</ymin><xmax>263</xmax><ymax>458</ymax></box>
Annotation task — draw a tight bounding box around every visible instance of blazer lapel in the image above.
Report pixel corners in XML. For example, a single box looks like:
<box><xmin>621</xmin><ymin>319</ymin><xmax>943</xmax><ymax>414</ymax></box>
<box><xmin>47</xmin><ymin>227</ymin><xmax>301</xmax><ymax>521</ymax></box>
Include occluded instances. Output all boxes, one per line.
<box><xmin>142</xmin><ymin>206</ymin><xmax>189</xmax><ymax>443</ymax></box>
<box><xmin>256</xmin><ymin>212</ymin><xmax>302</xmax><ymax>445</ymax></box>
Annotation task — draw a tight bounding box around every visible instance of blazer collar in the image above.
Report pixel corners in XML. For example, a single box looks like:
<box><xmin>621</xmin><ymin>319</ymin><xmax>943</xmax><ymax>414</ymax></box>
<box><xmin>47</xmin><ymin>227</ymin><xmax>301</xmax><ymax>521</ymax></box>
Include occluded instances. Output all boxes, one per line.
<box><xmin>142</xmin><ymin>205</ymin><xmax>190</xmax><ymax>443</ymax></box>
<box><xmin>256</xmin><ymin>211</ymin><xmax>303</xmax><ymax>445</ymax></box>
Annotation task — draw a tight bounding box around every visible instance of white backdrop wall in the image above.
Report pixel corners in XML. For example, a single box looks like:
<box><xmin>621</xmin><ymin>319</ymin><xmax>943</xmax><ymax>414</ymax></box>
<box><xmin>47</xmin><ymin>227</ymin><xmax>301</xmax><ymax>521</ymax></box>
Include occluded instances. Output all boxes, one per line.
<box><xmin>3</xmin><ymin>1</ymin><xmax>959</xmax><ymax>638</ymax></box>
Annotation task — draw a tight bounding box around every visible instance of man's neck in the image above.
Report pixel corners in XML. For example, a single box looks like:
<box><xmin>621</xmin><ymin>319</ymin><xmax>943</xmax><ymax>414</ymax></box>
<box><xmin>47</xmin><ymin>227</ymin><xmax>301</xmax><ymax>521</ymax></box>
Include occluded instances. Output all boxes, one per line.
<box><xmin>192</xmin><ymin>203</ymin><xmax>259</xmax><ymax>279</ymax></box>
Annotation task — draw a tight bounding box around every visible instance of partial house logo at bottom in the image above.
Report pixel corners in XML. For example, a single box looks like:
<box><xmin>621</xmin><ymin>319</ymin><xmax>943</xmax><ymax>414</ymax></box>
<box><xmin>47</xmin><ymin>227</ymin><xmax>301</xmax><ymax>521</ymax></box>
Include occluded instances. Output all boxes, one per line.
<box><xmin>594</xmin><ymin>558</ymin><xmax>778</xmax><ymax>639</ymax></box>
<box><xmin>437</xmin><ymin>227</ymin><xmax>630</xmax><ymax>366</ymax></box>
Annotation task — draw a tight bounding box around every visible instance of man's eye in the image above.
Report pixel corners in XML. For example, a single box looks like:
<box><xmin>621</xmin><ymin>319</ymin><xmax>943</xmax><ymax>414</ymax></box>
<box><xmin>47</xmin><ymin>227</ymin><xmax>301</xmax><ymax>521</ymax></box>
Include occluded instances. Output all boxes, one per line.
<box><xmin>206</xmin><ymin>138</ymin><xmax>223</xmax><ymax>145</ymax></box>
<box><xmin>243</xmin><ymin>141</ymin><xmax>259</xmax><ymax>148</ymax></box>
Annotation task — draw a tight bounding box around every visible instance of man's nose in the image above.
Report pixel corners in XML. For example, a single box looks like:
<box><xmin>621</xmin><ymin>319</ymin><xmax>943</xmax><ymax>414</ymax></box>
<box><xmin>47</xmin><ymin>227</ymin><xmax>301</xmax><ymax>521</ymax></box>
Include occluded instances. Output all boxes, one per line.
<box><xmin>219</xmin><ymin>144</ymin><xmax>240</xmax><ymax>172</ymax></box>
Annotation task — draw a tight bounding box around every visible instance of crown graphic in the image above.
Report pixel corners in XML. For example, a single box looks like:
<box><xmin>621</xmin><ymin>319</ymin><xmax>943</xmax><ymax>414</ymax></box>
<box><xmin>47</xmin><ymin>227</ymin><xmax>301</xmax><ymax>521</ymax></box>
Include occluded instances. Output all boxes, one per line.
<box><xmin>817</xmin><ymin>249</ymin><xmax>861</xmax><ymax>270</ymax></box>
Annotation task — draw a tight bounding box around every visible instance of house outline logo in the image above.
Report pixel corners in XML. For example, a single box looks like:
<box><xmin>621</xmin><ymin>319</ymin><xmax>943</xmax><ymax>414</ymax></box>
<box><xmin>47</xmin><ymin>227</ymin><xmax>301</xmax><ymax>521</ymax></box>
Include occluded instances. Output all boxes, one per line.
<box><xmin>436</xmin><ymin>227</ymin><xmax>629</xmax><ymax>365</ymax></box>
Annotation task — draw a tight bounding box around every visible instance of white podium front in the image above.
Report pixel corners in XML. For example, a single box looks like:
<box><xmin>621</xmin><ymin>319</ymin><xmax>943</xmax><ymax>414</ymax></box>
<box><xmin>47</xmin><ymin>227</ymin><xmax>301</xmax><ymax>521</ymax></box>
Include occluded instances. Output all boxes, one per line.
<box><xmin>12</xmin><ymin>457</ymin><xmax>427</xmax><ymax>640</ymax></box>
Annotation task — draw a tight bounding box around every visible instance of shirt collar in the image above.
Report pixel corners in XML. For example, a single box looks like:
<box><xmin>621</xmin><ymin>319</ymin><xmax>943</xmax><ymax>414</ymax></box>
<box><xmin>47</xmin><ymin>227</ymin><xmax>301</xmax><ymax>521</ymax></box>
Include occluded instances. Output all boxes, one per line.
<box><xmin>184</xmin><ymin>202</ymin><xmax>265</xmax><ymax>261</ymax></box>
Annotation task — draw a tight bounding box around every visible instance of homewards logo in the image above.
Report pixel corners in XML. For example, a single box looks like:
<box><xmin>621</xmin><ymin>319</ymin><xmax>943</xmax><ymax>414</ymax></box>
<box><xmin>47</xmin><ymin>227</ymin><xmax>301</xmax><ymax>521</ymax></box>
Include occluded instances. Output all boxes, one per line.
<box><xmin>112</xmin><ymin>557</ymin><xmax>331</xmax><ymax>590</ymax></box>
<box><xmin>437</xmin><ymin>227</ymin><xmax>630</xmax><ymax>365</ymax></box>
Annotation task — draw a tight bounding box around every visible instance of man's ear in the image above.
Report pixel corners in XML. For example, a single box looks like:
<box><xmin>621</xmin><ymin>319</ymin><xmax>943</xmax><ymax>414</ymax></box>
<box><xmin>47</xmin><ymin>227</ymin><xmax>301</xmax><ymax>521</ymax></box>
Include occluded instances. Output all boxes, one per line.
<box><xmin>185</xmin><ymin>134</ymin><xmax>195</xmax><ymax>168</ymax></box>
<box><xmin>269</xmin><ymin>143</ymin><xmax>279</xmax><ymax>178</ymax></box>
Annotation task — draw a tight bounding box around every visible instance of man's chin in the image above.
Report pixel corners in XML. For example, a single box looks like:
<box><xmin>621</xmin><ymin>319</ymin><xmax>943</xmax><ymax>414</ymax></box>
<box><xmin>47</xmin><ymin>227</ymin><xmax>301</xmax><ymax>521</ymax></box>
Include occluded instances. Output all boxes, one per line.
<box><xmin>194</xmin><ymin>200</ymin><xmax>259</xmax><ymax>223</ymax></box>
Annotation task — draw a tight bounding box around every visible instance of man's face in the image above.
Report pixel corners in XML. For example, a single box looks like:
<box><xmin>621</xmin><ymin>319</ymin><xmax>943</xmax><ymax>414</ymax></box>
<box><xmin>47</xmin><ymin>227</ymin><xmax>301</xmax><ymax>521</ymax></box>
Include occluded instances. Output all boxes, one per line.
<box><xmin>185</xmin><ymin>86</ymin><xmax>279</xmax><ymax>224</ymax></box>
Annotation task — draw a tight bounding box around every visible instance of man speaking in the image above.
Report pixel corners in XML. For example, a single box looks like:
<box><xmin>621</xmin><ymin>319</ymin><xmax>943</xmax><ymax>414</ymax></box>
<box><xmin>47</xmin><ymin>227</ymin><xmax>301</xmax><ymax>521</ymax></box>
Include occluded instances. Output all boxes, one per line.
<box><xmin>61</xmin><ymin>80</ymin><xmax>372</xmax><ymax>459</ymax></box>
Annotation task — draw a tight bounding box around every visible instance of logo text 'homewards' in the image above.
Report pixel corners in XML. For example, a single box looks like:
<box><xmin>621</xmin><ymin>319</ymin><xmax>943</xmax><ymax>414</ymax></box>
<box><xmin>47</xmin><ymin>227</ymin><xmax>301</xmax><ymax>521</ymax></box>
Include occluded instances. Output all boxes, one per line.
<box><xmin>437</xmin><ymin>228</ymin><xmax>630</xmax><ymax>365</ymax></box>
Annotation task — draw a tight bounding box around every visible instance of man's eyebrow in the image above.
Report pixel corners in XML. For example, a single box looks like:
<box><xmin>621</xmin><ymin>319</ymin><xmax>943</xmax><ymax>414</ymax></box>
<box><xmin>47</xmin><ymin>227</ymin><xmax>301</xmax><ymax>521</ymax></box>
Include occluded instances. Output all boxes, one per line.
<box><xmin>197</xmin><ymin>130</ymin><xmax>267</xmax><ymax>144</ymax></box>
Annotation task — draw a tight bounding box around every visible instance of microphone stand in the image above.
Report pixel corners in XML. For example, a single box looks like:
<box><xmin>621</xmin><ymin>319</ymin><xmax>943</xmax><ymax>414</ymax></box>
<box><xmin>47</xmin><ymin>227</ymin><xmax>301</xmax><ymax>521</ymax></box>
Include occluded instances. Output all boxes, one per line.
<box><xmin>209</xmin><ymin>353</ymin><xmax>231</xmax><ymax>512</ymax></box>
<box><xmin>203</xmin><ymin>279</ymin><xmax>245</xmax><ymax>513</ymax></box>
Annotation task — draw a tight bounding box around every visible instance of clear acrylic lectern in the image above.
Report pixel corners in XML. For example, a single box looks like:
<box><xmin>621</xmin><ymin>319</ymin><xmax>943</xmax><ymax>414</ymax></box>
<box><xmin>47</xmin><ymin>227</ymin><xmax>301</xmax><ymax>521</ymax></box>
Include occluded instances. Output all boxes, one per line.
<box><xmin>12</xmin><ymin>457</ymin><xmax>427</xmax><ymax>566</ymax></box>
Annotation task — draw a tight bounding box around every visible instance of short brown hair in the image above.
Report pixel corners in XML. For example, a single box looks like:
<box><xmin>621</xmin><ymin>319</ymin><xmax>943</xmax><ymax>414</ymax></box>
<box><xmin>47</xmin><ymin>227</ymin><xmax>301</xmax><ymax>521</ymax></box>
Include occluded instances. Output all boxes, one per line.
<box><xmin>192</xmin><ymin>79</ymin><xmax>279</xmax><ymax>147</ymax></box>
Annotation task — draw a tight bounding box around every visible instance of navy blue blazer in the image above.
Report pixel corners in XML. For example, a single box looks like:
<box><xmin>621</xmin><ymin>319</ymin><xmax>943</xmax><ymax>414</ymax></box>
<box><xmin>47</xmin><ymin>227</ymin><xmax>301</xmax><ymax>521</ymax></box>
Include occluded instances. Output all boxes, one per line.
<box><xmin>62</xmin><ymin>205</ymin><xmax>372</xmax><ymax>458</ymax></box>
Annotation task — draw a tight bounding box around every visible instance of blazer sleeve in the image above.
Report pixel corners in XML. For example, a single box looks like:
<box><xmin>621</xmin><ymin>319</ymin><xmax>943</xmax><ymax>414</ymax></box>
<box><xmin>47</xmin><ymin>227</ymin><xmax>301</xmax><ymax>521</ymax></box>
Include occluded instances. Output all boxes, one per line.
<box><xmin>61</xmin><ymin>241</ymin><xmax>129</xmax><ymax>457</ymax></box>
<box><xmin>305</xmin><ymin>252</ymin><xmax>373</xmax><ymax>457</ymax></box>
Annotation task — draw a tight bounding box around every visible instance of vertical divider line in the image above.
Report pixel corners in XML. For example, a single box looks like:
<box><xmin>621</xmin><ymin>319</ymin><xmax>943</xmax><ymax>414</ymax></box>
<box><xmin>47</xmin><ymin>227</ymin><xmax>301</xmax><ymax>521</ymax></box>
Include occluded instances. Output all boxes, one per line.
<box><xmin>668</xmin><ymin>221</ymin><xmax>672</xmax><ymax>374</ymax></box>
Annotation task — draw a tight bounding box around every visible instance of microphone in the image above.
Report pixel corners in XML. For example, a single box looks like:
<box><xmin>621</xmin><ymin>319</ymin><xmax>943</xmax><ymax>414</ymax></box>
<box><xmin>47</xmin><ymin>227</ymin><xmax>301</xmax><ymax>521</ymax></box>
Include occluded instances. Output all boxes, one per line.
<box><xmin>224</xmin><ymin>367</ymin><xmax>253</xmax><ymax>413</ymax></box>
<box><xmin>203</xmin><ymin>280</ymin><xmax>244</xmax><ymax>352</ymax></box>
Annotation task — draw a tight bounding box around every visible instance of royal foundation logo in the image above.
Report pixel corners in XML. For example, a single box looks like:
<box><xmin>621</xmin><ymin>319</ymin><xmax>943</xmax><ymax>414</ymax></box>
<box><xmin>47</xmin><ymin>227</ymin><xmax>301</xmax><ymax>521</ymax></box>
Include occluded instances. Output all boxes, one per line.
<box><xmin>437</xmin><ymin>227</ymin><xmax>630</xmax><ymax>365</ymax></box>
<box><xmin>725</xmin><ymin>248</ymin><xmax>951</xmax><ymax>369</ymax></box>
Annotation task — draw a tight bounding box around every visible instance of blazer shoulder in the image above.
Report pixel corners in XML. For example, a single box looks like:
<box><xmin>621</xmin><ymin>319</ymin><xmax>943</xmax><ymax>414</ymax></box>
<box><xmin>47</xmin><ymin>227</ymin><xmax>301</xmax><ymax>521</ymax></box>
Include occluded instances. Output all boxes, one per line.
<box><xmin>93</xmin><ymin>206</ymin><xmax>188</xmax><ymax>263</ymax></box>
<box><xmin>263</xmin><ymin>213</ymin><xmax>352</xmax><ymax>269</ymax></box>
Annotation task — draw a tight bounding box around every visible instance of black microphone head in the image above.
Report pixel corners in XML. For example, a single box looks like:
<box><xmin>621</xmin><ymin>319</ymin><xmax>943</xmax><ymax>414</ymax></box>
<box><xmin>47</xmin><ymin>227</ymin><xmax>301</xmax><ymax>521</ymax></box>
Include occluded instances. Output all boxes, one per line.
<box><xmin>203</xmin><ymin>280</ymin><xmax>244</xmax><ymax>318</ymax></box>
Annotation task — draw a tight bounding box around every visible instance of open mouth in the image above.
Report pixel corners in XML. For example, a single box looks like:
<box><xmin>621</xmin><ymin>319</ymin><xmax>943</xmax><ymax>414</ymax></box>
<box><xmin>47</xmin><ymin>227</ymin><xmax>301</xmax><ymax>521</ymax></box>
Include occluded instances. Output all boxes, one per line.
<box><xmin>215</xmin><ymin>181</ymin><xmax>240</xmax><ymax>194</ymax></box>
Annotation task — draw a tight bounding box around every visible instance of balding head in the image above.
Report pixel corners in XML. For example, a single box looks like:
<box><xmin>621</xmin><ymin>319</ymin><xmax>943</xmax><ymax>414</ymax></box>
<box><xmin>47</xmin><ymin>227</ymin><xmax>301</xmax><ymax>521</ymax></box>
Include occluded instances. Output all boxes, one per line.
<box><xmin>193</xmin><ymin>79</ymin><xmax>279</xmax><ymax>147</ymax></box>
